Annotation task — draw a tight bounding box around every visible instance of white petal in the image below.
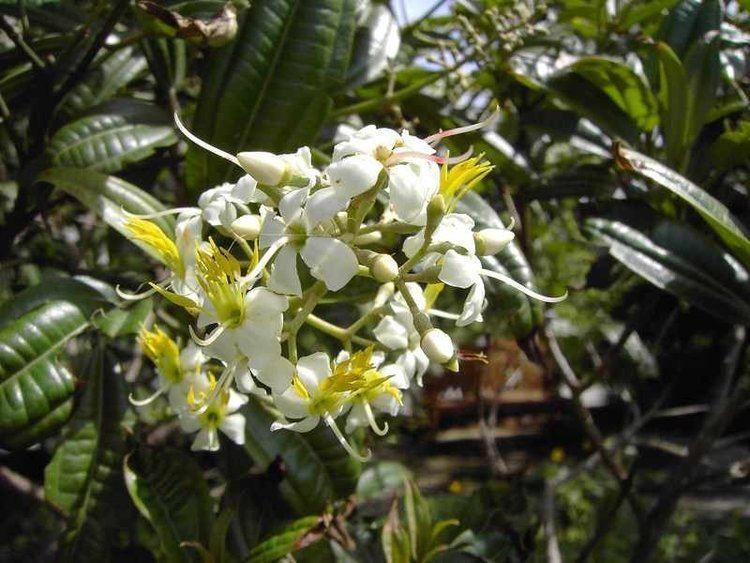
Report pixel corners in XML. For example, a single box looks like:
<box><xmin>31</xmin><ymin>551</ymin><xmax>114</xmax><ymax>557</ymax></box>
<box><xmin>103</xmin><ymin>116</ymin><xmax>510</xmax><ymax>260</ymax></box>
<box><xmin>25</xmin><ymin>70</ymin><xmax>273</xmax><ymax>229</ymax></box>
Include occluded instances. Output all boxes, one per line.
<box><xmin>327</xmin><ymin>154</ymin><xmax>382</xmax><ymax>198</ymax></box>
<box><xmin>300</xmin><ymin>237</ymin><xmax>358</xmax><ymax>291</ymax></box>
<box><xmin>389</xmin><ymin>163</ymin><xmax>430</xmax><ymax>224</ymax></box>
<box><xmin>305</xmin><ymin>186</ymin><xmax>349</xmax><ymax>226</ymax></box>
<box><xmin>270</xmin><ymin>415</ymin><xmax>320</xmax><ymax>433</ymax></box>
<box><xmin>278</xmin><ymin>187</ymin><xmax>308</xmax><ymax>223</ymax></box>
<box><xmin>402</xmin><ymin>230</ymin><xmax>425</xmax><ymax>258</ymax></box>
<box><xmin>273</xmin><ymin>388</ymin><xmax>310</xmax><ymax>419</ymax></box>
<box><xmin>179</xmin><ymin>413</ymin><xmax>201</xmax><ymax>433</ymax></box>
<box><xmin>254</xmin><ymin>355</ymin><xmax>294</xmax><ymax>394</ymax></box>
<box><xmin>191</xmin><ymin>428</ymin><xmax>219</xmax><ymax>451</ymax></box>
<box><xmin>233</xmin><ymin>174</ymin><xmax>260</xmax><ymax>202</ymax></box>
<box><xmin>373</xmin><ymin>315</ymin><xmax>409</xmax><ymax>350</ymax></box>
<box><xmin>457</xmin><ymin>280</ymin><xmax>486</xmax><ymax>327</ymax></box>
<box><xmin>438</xmin><ymin>250</ymin><xmax>482</xmax><ymax>289</ymax></box>
<box><xmin>380</xmin><ymin>363</ymin><xmax>409</xmax><ymax>389</ymax></box>
<box><xmin>236</xmin><ymin>329</ymin><xmax>282</xmax><ymax>370</ymax></box>
<box><xmin>245</xmin><ymin>286</ymin><xmax>289</xmax><ymax>317</ymax></box>
<box><xmin>226</xmin><ymin>389</ymin><xmax>249</xmax><ymax>413</ymax></box>
<box><xmin>345</xmin><ymin>403</ymin><xmax>368</xmax><ymax>433</ymax></box>
<box><xmin>267</xmin><ymin>244</ymin><xmax>302</xmax><ymax>297</ymax></box>
<box><xmin>220</xmin><ymin>413</ymin><xmax>246</xmax><ymax>445</ymax></box>
<box><xmin>296</xmin><ymin>352</ymin><xmax>331</xmax><ymax>390</ymax></box>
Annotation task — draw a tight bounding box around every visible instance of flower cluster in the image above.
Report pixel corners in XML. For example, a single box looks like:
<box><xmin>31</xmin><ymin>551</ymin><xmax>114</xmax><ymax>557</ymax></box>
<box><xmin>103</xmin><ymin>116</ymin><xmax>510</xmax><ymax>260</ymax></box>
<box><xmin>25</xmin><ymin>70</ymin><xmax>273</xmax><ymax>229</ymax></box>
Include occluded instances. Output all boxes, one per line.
<box><xmin>124</xmin><ymin>112</ymin><xmax>564</xmax><ymax>458</ymax></box>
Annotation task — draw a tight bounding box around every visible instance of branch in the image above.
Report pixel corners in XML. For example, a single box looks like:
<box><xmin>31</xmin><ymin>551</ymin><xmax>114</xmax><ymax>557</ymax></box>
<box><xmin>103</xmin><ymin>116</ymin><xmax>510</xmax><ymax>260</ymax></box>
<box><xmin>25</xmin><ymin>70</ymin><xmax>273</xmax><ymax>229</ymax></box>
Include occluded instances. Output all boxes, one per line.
<box><xmin>0</xmin><ymin>15</ymin><xmax>46</xmax><ymax>70</ymax></box>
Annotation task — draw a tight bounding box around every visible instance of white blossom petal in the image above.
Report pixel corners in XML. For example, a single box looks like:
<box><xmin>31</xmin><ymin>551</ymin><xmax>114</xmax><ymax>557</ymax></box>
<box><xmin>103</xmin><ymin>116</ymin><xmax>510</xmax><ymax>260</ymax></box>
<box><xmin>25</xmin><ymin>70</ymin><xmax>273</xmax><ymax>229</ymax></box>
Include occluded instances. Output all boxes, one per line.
<box><xmin>457</xmin><ymin>280</ymin><xmax>486</xmax><ymax>327</ymax></box>
<box><xmin>254</xmin><ymin>355</ymin><xmax>294</xmax><ymax>394</ymax></box>
<box><xmin>191</xmin><ymin>428</ymin><xmax>219</xmax><ymax>451</ymax></box>
<box><xmin>305</xmin><ymin>186</ymin><xmax>349</xmax><ymax>227</ymax></box>
<box><xmin>438</xmin><ymin>250</ymin><xmax>482</xmax><ymax>289</ymax></box>
<box><xmin>327</xmin><ymin>154</ymin><xmax>382</xmax><ymax>198</ymax></box>
<box><xmin>220</xmin><ymin>413</ymin><xmax>246</xmax><ymax>445</ymax></box>
<box><xmin>373</xmin><ymin>315</ymin><xmax>409</xmax><ymax>350</ymax></box>
<box><xmin>300</xmin><ymin>237</ymin><xmax>358</xmax><ymax>291</ymax></box>
<box><xmin>296</xmin><ymin>352</ymin><xmax>331</xmax><ymax>390</ymax></box>
<box><xmin>270</xmin><ymin>415</ymin><xmax>320</xmax><ymax>433</ymax></box>
<box><xmin>267</xmin><ymin>244</ymin><xmax>302</xmax><ymax>297</ymax></box>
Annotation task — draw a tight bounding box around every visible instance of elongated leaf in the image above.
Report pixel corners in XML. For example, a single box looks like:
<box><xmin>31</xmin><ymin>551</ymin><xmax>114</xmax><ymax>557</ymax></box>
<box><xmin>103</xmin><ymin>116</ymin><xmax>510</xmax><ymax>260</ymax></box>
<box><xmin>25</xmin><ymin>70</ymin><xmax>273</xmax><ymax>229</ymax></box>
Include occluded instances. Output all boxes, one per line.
<box><xmin>657</xmin><ymin>0</ymin><xmax>722</xmax><ymax>59</ymax></box>
<box><xmin>710</xmin><ymin>121</ymin><xmax>750</xmax><ymax>171</ymax></box>
<box><xmin>124</xmin><ymin>447</ymin><xmax>213</xmax><ymax>562</ymax></box>
<box><xmin>586</xmin><ymin>217</ymin><xmax>750</xmax><ymax>324</ymax></box>
<box><xmin>241</xmin><ymin>396</ymin><xmax>361</xmax><ymax>515</ymax></box>
<box><xmin>551</xmin><ymin>57</ymin><xmax>658</xmax><ymax>132</ymax></box>
<box><xmin>684</xmin><ymin>33</ymin><xmax>721</xmax><ymax>143</ymax></box>
<box><xmin>60</xmin><ymin>46</ymin><xmax>148</xmax><ymax>117</ymax></box>
<box><xmin>651</xmin><ymin>41</ymin><xmax>688</xmax><ymax>168</ymax></box>
<box><xmin>247</xmin><ymin>516</ymin><xmax>321</xmax><ymax>563</ymax></box>
<box><xmin>455</xmin><ymin>191</ymin><xmax>544</xmax><ymax>337</ymax></box>
<box><xmin>44</xmin><ymin>346</ymin><xmax>132</xmax><ymax>561</ymax></box>
<box><xmin>36</xmin><ymin>167</ymin><xmax>173</xmax><ymax>259</ymax></box>
<box><xmin>49</xmin><ymin>109</ymin><xmax>176</xmax><ymax>173</ymax></box>
<box><xmin>186</xmin><ymin>0</ymin><xmax>358</xmax><ymax>193</ymax></box>
<box><xmin>616</xmin><ymin>146</ymin><xmax>750</xmax><ymax>267</ymax></box>
<box><xmin>0</xmin><ymin>302</ymin><xmax>87</xmax><ymax>449</ymax></box>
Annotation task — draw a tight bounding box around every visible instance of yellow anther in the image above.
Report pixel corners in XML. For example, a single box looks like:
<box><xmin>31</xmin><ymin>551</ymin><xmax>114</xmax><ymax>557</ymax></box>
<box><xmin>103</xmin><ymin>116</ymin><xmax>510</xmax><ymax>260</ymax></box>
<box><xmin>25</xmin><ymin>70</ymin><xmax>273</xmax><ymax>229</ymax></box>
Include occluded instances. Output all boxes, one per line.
<box><xmin>195</xmin><ymin>239</ymin><xmax>246</xmax><ymax>328</ymax></box>
<box><xmin>126</xmin><ymin>218</ymin><xmax>184</xmax><ymax>277</ymax></box>
<box><xmin>139</xmin><ymin>325</ymin><xmax>182</xmax><ymax>384</ymax></box>
<box><xmin>439</xmin><ymin>155</ymin><xmax>494</xmax><ymax>209</ymax></box>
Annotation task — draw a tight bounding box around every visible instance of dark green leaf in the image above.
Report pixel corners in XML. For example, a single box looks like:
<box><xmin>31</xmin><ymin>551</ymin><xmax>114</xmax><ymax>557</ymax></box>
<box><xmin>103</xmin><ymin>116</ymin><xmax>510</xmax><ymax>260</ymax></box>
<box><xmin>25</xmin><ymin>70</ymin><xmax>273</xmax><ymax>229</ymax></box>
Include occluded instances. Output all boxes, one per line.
<box><xmin>44</xmin><ymin>346</ymin><xmax>132</xmax><ymax>561</ymax></box>
<box><xmin>710</xmin><ymin>121</ymin><xmax>750</xmax><ymax>171</ymax></box>
<box><xmin>247</xmin><ymin>516</ymin><xmax>321</xmax><ymax>563</ymax></box>
<box><xmin>241</xmin><ymin>396</ymin><xmax>361</xmax><ymax>515</ymax></box>
<box><xmin>616</xmin><ymin>146</ymin><xmax>750</xmax><ymax>267</ymax></box>
<box><xmin>59</xmin><ymin>46</ymin><xmax>148</xmax><ymax>117</ymax></box>
<box><xmin>186</xmin><ymin>0</ymin><xmax>358</xmax><ymax>193</ymax></box>
<box><xmin>652</xmin><ymin>41</ymin><xmax>688</xmax><ymax>168</ymax></box>
<box><xmin>124</xmin><ymin>447</ymin><xmax>214</xmax><ymax>562</ymax></box>
<box><xmin>657</xmin><ymin>0</ymin><xmax>722</xmax><ymax>59</ymax></box>
<box><xmin>683</xmin><ymin>33</ymin><xmax>721</xmax><ymax>143</ymax></box>
<box><xmin>0</xmin><ymin>302</ymin><xmax>87</xmax><ymax>449</ymax></box>
<box><xmin>356</xmin><ymin>461</ymin><xmax>413</xmax><ymax>501</ymax></box>
<box><xmin>48</xmin><ymin>104</ymin><xmax>177</xmax><ymax>173</ymax></box>
<box><xmin>94</xmin><ymin>298</ymin><xmax>153</xmax><ymax>338</ymax></box>
<box><xmin>586</xmin><ymin>217</ymin><xmax>750</xmax><ymax>324</ymax></box>
<box><xmin>36</xmin><ymin>167</ymin><xmax>174</xmax><ymax>259</ymax></box>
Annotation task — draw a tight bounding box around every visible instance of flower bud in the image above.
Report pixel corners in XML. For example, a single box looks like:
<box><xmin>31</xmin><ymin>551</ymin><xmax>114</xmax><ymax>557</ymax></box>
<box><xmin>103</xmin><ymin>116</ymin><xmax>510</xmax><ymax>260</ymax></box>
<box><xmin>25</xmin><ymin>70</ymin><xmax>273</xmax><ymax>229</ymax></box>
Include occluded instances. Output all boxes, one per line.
<box><xmin>236</xmin><ymin>151</ymin><xmax>288</xmax><ymax>185</ymax></box>
<box><xmin>475</xmin><ymin>228</ymin><xmax>514</xmax><ymax>255</ymax></box>
<box><xmin>370</xmin><ymin>254</ymin><xmax>399</xmax><ymax>283</ymax></box>
<box><xmin>230</xmin><ymin>214</ymin><xmax>261</xmax><ymax>240</ymax></box>
<box><xmin>420</xmin><ymin>328</ymin><xmax>454</xmax><ymax>364</ymax></box>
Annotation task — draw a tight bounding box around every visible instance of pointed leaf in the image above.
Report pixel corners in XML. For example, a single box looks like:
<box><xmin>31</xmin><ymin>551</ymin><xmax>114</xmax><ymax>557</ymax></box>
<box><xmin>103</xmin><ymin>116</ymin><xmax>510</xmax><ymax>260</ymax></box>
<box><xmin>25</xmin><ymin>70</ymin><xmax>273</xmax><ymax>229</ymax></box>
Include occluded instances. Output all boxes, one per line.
<box><xmin>240</xmin><ymin>396</ymin><xmax>361</xmax><ymax>515</ymax></box>
<box><xmin>44</xmin><ymin>347</ymin><xmax>132</xmax><ymax>561</ymax></box>
<box><xmin>124</xmin><ymin>447</ymin><xmax>214</xmax><ymax>562</ymax></box>
<box><xmin>0</xmin><ymin>302</ymin><xmax>87</xmax><ymax>449</ymax></box>
<box><xmin>615</xmin><ymin>146</ymin><xmax>750</xmax><ymax>267</ymax></box>
<box><xmin>186</xmin><ymin>0</ymin><xmax>358</xmax><ymax>193</ymax></box>
<box><xmin>246</xmin><ymin>516</ymin><xmax>321</xmax><ymax>563</ymax></box>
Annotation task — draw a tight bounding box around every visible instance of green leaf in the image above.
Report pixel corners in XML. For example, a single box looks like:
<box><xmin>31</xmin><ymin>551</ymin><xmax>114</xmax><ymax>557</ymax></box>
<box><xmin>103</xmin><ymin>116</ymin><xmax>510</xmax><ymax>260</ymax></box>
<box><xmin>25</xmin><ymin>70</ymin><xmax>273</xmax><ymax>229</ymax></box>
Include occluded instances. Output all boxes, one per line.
<box><xmin>551</xmin><ymin>57</ymin><xmax>658</xmax><ymax>131</ymax></box>
<box><xmin>657</xmin><ymin>0</ymin><xmax>722</xmax><ymax>59</ymax></box>
<box><xmin>59</xmin><ymin>46</ymin><xmax>148</xmax><ymax>117</ymax></box>
<box><xmin>241</xmin><ymin>396</ymin><xmax>361</xmax><ymax>515</ymax></box>
<box><xmin>710</xmin><ymin>121</ymin><xmax>750</xmax><ymax>171</ymax></box>
<box><xmin>124</xmin><ymin>447</ymin><xmax>214</xmax><ymax>562</ymax></box>
<box><xmin>93</xmin><ymin>298</ymin><xmax>153</xmax><ymax>338</ymax></box>
<box><xmin>616</xmin><ymin>146</ymin><xmax>750</xmax><ymax>267</ymax></box>
<box><xmin>683</xmin><ymin>33</ymin><xmax>721</xmax><ymax>143</ymax></box>
<box><xmin>547</xmin><ymin>57</ymin><xmax>657</xmax><ymax>143</ymax></box>
<box><xmin>44</xmin><ymin>346</ymin><xmax>132</xmax><ymax>561</ymax></box>
<box><xmin>0</xmin><ymin>301</ymin><xmax>87</xmax><ymax>449</ymax></box>
<box><xmin>36</xmin><ymin>167</ymin><xmax>174</xmax><ymax>259</ymax></box>
<box><xmin>356</xmin><ymin>460</ymin><xmax>413</xmax><ymax>501</ymax></box>
<box><xmin>186</xmin><ymin>0</ymin><xmax>358</xmax><ymax>193</ymax></box>
<box><xmin>586</xmin><ymin>217</ymin><xmax>750</xmax><ymax>324</ymax></box>
<box><xmin>246</xmin><ymin>516</ymin><xmax>321</xmax><ymax>563</ymax></box>
<box><xmin>404</xmin><ymin>480</ymin><xmax>432</xmax><ymax>561</ymax></box>
<box><xmin>617</xmin><ymin>0</ymin><xmax>680</xmax><ymax>30</ymax></box>
<box><xmin>651</xmin><ymin>41</ymin><xmax>688</xmax><ymax>168</ymax></box>
<box><xmin>48</xmin><ymin>105</ymin><xmax>177</xmax><ymax>173</ymax></box>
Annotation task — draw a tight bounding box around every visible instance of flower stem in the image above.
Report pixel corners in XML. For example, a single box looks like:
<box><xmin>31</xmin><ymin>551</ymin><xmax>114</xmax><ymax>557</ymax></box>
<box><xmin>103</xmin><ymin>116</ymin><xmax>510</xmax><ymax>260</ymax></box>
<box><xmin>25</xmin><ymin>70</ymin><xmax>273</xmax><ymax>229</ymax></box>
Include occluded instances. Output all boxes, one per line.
<box><xmin>306</xmin><ymin>314</ymin><xmax>377</xmax><ymax>348</ymax></box>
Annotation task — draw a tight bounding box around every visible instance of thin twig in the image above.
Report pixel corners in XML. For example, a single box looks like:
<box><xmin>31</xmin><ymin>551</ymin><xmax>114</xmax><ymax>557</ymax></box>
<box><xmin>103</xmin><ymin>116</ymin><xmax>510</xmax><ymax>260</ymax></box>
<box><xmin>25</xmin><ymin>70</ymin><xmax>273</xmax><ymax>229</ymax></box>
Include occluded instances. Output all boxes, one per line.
<box><xmin>0</xmin><ymin>465</ymin><xmax>66</xmax><ymax>518</ymax></box>
<box><xmin>0</xmin><ymin>15</ymin><xmax>46</xmax><ymax>70</ymax></box>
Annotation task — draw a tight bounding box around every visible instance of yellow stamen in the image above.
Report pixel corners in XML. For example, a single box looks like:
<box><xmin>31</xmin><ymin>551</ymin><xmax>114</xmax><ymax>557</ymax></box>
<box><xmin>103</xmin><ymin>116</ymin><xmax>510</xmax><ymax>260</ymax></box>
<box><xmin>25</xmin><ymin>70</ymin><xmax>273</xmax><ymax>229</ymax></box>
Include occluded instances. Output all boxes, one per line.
<box><xmin>139</xmin><ymin>325</ymin><xmax>182</xmax><ymax>384</ymax></box>
<box><xmin>195</xmin><ymin>239</ymin><xmax>246</xmax><ymax>328</ymax></box>
<box><xmin>439</xmin><ymin>154</ymin><xmax>494</xmax><ymax>210</ymax></box>
<box><xmin>126</xmin><ymin>218</ymin><xmax>184</xmax><ymax>277</ymax></box>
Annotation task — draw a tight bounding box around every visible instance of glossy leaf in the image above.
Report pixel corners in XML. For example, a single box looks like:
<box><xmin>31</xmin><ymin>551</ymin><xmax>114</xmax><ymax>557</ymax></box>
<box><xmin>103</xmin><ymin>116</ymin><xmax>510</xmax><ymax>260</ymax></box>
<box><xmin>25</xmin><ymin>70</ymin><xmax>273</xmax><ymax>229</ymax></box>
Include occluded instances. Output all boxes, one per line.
<box><xmin>44</xmin><ymin>346</ymin><xmax>132</xmax><ymax>561</ymax></box>
<box><xmin>246</xmin><ymin>516</ymin><xmax>321</xmax><ymax>563</ymax></box>
<box><xmin>0</xmin><ymin>302</ymin><xmax>87</xmax><ymax>449</ymax></box>
<box><xmin>710</xmin><ymin>120</ymin><xmax>750</xmax><ymax>171</ymax></box>
<box><xmin>48</xmin><ymin>106</ymin><xmax>176</xmax><ymax>173</ymax></box>
<box><xmin>684</xmin><ymin>33</ymin><xmax>721</xmax><ymax>143</ymax></box>
<box><xmin>657</xmin><ymin>0</ymin><xmax>722</xmax><ymax>59</ymax></box>
<box><xmin>186</xmin><ymin>0</ymin><xmax>358</xmax><ymax>192</ymax></box>
<box><xmin>241</xmin><ymin>396</ymin><xmax>361</xmax><ymax>515</ymax></box>
<box><xmin>94</xmin><ymin>298</ymin><xmax>154</xmax><ymax>338</ymax></box>
<box><xmin>124</xmin><ymin>447</ymin><xmax>214</xmax><ymax>562</ymax></box>
<box><xmin>59</xmin><ymin>46</ymin><xmax>148</xmax><ymax>117</ymax></box>
<box><xmin>652</xmin><ymin>41</ymin><xmax>688</xmax><ymax>168</ymax></box>
<box><xmin>586</xmin><ymin>217</ymin><xmax>750</xmax><ymax>324</ymax></box>
<box><xmin>616</xmin><ymin>146</ymin><xmax>750</xmax><ymax>267</ymax></box>
<box><xmin>36</xmin><ymin>167</ymin><xmax>174</xmax><ymax>259</ymax></box>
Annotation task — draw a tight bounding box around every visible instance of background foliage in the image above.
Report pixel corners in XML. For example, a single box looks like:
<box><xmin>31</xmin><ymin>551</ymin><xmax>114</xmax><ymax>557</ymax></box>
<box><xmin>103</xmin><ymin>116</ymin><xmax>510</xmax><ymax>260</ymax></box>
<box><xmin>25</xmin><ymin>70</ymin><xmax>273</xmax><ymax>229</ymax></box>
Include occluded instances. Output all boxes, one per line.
<box><xmin>0</xmin><ymin>0</ymin><xmax>749</xmax><ymax>561</ymax></box>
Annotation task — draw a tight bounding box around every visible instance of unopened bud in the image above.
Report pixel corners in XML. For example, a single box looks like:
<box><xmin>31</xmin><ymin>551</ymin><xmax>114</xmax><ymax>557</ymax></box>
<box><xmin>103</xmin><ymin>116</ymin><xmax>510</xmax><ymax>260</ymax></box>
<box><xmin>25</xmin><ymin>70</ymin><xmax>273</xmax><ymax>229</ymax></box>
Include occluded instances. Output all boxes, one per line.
<box><xmin>236</xmin><ymin>151</ymin><xmax>288</xmax><ymax>185</ymax></box>
<box><xmin>420</xmin><ymin>328</ymin><xmax>454</xmax><ymax>364</ymax></box>
<box><xmin>370</xmin><ymin>254</ymin><xmax>399</xmax><ymax>283</ymax></box>
<box><xmin>354</xmin><ymin>231</ymin><xmax>383</xmax><ymax>246</ymax></box>
<box><xmin>231</xmin><ymin>214</ymin><xmax>261</xmax><ymax>240</ymax></box>
<box><xmin>475</xmin><ymin>228</ymin><xmax>514</xmax><ymax>255</ymax></box>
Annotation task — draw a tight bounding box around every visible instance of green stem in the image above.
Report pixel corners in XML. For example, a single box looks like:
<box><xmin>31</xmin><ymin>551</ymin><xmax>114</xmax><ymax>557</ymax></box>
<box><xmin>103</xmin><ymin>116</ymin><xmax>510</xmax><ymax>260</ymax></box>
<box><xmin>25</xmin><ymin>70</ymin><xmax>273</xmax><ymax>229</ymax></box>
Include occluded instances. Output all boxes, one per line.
<box><xmin>285</xmin><ymin>281</ymin><xmax>327</xmax><ymax>335</ymax></box>
<box><xmin>306</xmin><ymin>314</ymin><xmax>377</xmax><ymax>348</ymax></box>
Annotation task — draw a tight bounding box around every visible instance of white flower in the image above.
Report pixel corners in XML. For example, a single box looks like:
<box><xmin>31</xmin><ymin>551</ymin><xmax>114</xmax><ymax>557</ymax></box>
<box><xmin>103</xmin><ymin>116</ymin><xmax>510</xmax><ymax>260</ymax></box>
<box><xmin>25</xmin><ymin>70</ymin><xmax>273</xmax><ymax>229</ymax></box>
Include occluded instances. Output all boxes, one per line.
<box><xmin>198</xmin><ymin>175</ymin><xmax>267</xmax><ymax>229</ymax></box>
<box><xmin>260</xmin><ymin>189</ymin><xmax>359</xmax><ymax>295</ymax></box>
<box><xmin>373</xmin><ymin>283</ymin><xmax>430</xmax><ymax>384</ymax></box>
<box><xmin>179</xmin><ymin>373</ymin><xmax>248</xmax><ymax>451</ymax></box>
<box><xmin>238</xmin><ymin>147</ymin><xmax>319</xmax><ymax>189</ymax></box>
